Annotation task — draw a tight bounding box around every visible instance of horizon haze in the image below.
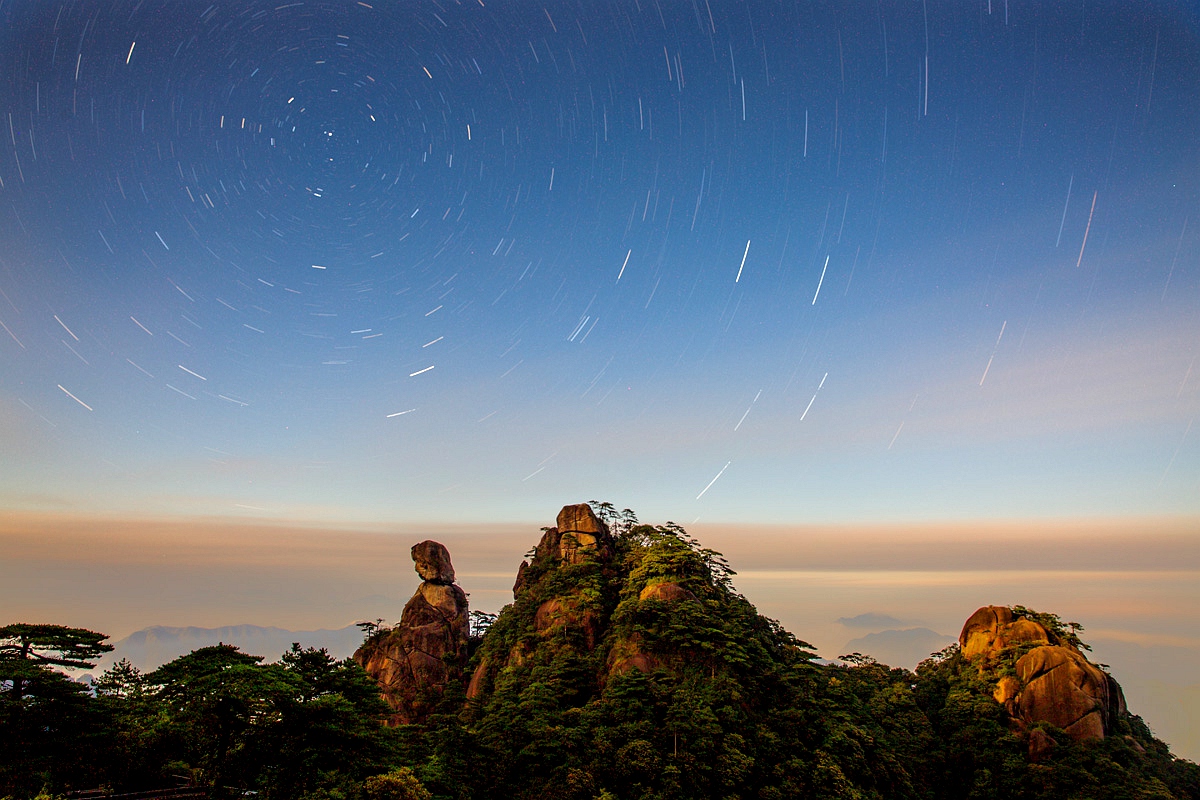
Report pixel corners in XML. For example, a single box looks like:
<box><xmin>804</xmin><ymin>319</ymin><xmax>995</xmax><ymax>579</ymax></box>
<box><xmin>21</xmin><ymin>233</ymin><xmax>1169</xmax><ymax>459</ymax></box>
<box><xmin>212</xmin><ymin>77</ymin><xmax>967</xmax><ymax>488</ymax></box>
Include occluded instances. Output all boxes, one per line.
<box><xmin>3</xmin><ymin>508</ymin><xmax>1198</xmax><ymax>760</ymax></box>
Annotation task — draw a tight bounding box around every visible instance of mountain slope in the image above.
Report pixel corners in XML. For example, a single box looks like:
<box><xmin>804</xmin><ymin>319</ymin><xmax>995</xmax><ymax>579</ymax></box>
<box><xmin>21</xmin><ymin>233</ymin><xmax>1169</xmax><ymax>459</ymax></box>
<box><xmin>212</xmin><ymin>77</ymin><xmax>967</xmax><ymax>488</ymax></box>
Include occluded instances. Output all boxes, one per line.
<box><xmin>364</xmin><ymin>503</ymin><xmax>1200</xmax><ymax>800</ymax></box>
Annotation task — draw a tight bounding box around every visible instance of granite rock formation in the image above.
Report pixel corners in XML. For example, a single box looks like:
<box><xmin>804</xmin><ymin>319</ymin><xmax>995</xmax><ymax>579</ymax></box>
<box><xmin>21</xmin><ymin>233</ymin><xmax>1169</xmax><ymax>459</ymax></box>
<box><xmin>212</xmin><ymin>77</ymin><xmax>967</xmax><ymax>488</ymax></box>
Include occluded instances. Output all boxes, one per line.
<box><xmin>638</xmin><ymin>580</ymin><xmax>698</xmax><ymax>604</ymax></box>
<box><xmin>959</xmin><ymin>605</ymin><xmax>1126</xmax><ymax>745</ymax></box>
<box><xmin>512</xmin><ymin>503</ymin><xmax>613</xmax><ymax>598</ymax></box>
<box><xmin>469</xmin><ymin>503</ymin><xmax>616</xmax><ymax>700</ymax></box>
<box><xmin>412</xmin><ymin>539</ymin><xmax>456</xmax><ymax>583</ymax></box>
<box><xmin>355</xmin><ymin>512</ymin><xmax>1135</xmax><ymax>760</ymax></box>
<box><xmin>354</xmin><ymin>540</ymin><xmax>468</xmax><ymax>725</ymax></box>
<box><xmin>345</xmin><ymin>507</ymin><xmax>1194</xmax><ymax>798</ymax></box>
<box><xmin>540</xmin><ymin>502</ymin><xmax>614</xmax><ymax>564</ymax></box>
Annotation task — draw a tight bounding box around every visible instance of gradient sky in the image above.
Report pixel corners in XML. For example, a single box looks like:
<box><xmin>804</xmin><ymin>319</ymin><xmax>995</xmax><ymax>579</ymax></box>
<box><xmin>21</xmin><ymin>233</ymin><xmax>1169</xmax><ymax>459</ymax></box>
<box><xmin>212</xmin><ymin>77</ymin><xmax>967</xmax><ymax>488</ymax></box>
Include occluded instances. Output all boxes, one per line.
<box><xmin>1</xmin><ymin>0</ymin><xmax>1197</xmax><ymax>524</ymax></box>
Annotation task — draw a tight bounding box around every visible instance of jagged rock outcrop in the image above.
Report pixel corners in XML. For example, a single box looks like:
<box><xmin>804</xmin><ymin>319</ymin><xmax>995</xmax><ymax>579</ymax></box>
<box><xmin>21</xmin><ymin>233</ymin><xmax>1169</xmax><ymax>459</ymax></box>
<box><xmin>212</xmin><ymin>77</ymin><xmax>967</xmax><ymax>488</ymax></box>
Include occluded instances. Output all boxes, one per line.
<box><xmin>350</xmin><ymin>508</ymin><xmax>1195</xmax><ymax>799</ymax></box>
<box><xmin>512</xmin><ymin>503</ymin><xmax>613</xmax><ymax>599</ymax></box>
<box><xmin>959</xmin><ymin>605</ymin><xmax>1126</xmax><ymax>745</ymax></box>
<box><xmin>412</xmin><ymin>539</ymin><xmax>457</xmax><ymax>583</ymax></box>
<box><xmin>361</xmin><ymin>517</ymin><xmax>1136</xmax><ymax>754</ymax></box>
<box><xmin>355</xmin><ymin>540</ymin><xmax>468</xmax><ymax>725</ymax></box>
<box><xmin>469</xmin><ymin>504</ymin><xmax>615</xmax><ymax>700</ymax></box>
<box><xmin>528</xmin><ymin>506</ymin><xmax>613</xmax><ymax>654</ymax></box>
<box><xmin>541</xmin><ymin>503</ymin><xmax>614</xmax><ymax>563</ymax></box>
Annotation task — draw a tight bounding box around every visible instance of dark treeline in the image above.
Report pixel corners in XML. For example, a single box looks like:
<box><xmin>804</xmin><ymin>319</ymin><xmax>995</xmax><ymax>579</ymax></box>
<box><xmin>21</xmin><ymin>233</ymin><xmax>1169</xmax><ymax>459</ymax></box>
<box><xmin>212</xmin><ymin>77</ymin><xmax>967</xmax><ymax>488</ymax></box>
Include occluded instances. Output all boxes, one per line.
<box><xmin>1</xmin><ymin>626</ymin><xmax>404</xmax><ymax>798</ymax></box>
<box><xmin>3</xmin><ymin>512</ymin><xmax>1199</xmax><ymax>800</ymax></box>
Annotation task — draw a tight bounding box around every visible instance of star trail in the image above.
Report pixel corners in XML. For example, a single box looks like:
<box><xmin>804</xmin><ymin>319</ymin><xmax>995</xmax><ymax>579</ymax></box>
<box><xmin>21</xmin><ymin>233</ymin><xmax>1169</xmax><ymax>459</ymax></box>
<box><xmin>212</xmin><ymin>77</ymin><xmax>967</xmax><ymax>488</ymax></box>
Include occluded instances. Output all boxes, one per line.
<box><xmin>0</xmin><ymin>0</ymin><xmax>1197</xmax><ymax>524</ymax></box>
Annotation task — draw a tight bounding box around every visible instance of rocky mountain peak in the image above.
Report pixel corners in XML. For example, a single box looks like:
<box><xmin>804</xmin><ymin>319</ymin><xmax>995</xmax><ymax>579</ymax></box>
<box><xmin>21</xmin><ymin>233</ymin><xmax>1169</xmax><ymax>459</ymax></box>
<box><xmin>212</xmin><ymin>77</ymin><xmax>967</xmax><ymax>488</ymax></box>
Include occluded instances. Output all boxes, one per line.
<box><xmin>536</xmin><ymin>502</ymin><xmax>615</xmax><ymax>567</ymax></box>
<box><xmin>959</xmin><ymin>604</ymin><xmax>1126</xmax><ymax>749</ymax></box>
<box><xmin>341</xmin><ymin>507</ymin><xmax>1197</xmax><ymax>798</ymax></box>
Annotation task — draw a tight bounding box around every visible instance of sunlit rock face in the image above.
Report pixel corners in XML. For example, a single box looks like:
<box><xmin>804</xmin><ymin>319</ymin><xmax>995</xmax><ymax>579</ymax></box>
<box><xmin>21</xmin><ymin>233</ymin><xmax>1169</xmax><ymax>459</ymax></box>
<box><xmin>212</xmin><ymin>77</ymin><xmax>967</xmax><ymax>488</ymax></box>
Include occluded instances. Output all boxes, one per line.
<box><xmin>411</xmin><ymin>540</ymin><xmax>457</xmax><ymax>584</ymax></box>
<box><xmin>1014</xmin><ymin>645</ymin><xmax>1124</xmax><ymax>740</ymax></box>
<box><xmin>543</xmin><ymin>503</ymin><xmax>615</xmax><ymax>565</ymax></box>
<box><xmin>638</xmin><ymin>581</ymin><xmax>698</xmax><ymax>604</ymax></box>
<box><xmin>469</xmin><ymin>503</ymin><xmax>618</xmax><ymax>700</ymax></box>
<box><xmin>959</xmin><ymin>605</ymin><xmax>1126</xmax><ymax>744</ymax></box>
<box><xmin>511</xmin><ymin>503</ymin><xmax>614</xmax><ymax>599</ymax></box>
<box><xmin>354</xmin><ymin>540</ymin><xmax>468</xmax><ymax>725</ymax></box>
<box><xmin>960</xmin><ymin>606</ymin><xmax>1050</xmax><ymax>661</ymax></box>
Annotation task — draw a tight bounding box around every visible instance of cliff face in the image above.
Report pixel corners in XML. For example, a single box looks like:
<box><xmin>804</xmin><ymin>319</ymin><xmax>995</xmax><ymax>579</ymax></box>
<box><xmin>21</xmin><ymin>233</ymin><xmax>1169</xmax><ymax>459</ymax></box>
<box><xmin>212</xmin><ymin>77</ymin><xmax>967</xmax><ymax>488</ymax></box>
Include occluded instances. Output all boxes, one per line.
<box><xmin>354</xmin><ymin>540</ymin><xmax>468</xmax><ymax>725</ymax></box>
<box><xmin>960</xmin><ymin>605</ymin><xmax>1126</xmax><ymax>744</ymax></box>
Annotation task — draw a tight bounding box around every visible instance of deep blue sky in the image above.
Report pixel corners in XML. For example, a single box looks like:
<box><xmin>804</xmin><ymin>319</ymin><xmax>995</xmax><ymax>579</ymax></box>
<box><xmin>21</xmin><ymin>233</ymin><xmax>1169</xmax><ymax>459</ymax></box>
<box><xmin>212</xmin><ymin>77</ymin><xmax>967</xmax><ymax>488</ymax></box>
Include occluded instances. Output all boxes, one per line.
<box><xmin>1</xmin><ymin>0</ymin><xmax>1197</xmax><ymax>524</ymax></box>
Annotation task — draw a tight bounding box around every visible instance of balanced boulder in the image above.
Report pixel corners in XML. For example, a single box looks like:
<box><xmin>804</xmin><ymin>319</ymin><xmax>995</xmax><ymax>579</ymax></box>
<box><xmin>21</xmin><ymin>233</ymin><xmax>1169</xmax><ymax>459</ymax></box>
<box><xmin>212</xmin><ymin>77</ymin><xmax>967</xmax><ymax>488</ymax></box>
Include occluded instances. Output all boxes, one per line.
<box><xmin>354</xmin><ymin>540</ymin><xmax>469</xmax><ymax>725</ymax></box>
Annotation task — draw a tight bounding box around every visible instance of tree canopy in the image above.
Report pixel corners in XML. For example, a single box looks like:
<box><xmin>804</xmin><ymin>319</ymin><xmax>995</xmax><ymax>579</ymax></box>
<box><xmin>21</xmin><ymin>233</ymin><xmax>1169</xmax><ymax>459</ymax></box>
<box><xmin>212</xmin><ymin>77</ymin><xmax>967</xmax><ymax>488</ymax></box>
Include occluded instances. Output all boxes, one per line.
<box><xmin>3</xmin><ymin>513</ymin><xmax>1198</xmax><ymax>800</ymax></box>
<box><xmin>0</xmin><ymin>623</ymin><xmax>115</xmax><ymax>670</ymax></box>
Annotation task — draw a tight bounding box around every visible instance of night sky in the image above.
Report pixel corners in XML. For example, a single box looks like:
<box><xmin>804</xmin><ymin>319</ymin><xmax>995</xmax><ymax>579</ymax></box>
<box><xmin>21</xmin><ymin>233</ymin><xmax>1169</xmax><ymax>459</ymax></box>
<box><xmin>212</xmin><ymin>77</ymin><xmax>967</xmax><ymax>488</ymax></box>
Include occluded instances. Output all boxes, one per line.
<box><xmin>2</xmin><ymin>0</ymin><xmax>1198</xmax><ymax>526</ymax></box>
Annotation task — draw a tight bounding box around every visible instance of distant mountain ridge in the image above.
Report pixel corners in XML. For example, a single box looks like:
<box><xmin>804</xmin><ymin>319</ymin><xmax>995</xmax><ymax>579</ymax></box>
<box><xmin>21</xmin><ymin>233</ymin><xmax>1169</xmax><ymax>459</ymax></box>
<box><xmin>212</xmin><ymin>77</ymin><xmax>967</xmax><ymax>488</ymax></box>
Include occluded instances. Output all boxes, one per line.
<box><xmin>840</xmin><ymin>626</ymin><xmax>956</xmax><ymax>668</ymax></box>
<box><xmin>98</xmin><ymin>623</ymin><xmax>364</xmax><ymax>672</ymax></box>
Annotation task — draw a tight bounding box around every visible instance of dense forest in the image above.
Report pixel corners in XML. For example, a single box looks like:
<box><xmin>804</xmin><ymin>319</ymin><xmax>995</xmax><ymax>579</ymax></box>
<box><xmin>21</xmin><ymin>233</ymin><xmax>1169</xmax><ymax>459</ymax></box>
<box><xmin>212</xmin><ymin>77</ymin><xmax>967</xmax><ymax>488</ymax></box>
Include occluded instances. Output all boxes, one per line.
<box><xmin>4</xmin><ymin>505</ymin><xmax>1199</xmax><ymax>800</ymax></box>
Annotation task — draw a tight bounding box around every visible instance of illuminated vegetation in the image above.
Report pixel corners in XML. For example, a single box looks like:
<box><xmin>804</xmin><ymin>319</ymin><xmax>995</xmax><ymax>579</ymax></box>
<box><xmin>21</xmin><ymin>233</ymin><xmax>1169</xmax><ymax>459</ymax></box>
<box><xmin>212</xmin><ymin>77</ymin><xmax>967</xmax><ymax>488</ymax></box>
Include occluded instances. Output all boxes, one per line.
<box><xmin>3</xmin><ymin>515</ymin><xmax>1198</xmax><ymax>799</ymax></box>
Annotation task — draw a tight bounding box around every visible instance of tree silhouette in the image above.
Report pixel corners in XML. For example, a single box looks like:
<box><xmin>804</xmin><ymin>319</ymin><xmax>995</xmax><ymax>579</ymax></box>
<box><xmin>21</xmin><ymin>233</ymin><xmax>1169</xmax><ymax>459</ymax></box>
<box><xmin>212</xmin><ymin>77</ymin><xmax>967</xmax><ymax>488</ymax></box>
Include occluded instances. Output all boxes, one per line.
<box><xmin>0</xmin><ymin>623</ymin><xmax>112</xmax><ymax>699</ymax></box>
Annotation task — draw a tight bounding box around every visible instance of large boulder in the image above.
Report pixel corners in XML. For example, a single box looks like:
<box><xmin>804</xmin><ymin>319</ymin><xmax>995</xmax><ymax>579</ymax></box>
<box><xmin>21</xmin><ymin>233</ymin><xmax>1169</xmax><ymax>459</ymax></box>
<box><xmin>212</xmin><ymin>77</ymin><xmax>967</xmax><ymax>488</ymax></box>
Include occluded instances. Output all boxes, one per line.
<box><xmin>958</xmin><ymin>605</ymin><xmax>1125</xmax><ymax>743</ymax></box>
<box><xmin>531</xmin><ymin>503</ymin><xmax>614</xmax><ymax>566</ymax></box>
<box><xmin>412</xmin><ymin>540</ymin><xmax>456</xmax><ymax>584</ymax></box>
<box><xmin>960</xmin><ymin>605</ymin><xmax>1050</xmax><ymax>661</ymax></box>
<box><xmin>557</xmin><ymin>503</ymin><xmax>608</xmax><ymax>536</ymax></box>
<box><xmin>639</xmin><ymin>581</ymin><xmax>698</xmax><ymax>604</ymax></box>
<box><xmin>354</xmin><ymin>540</ymin><xmax>469</xmax><ymax>725</ymax></box>
<box><xmin>1014</xmin><ymin>645</ymin><xmax>1125</xmax><ymax>740</ymax></box>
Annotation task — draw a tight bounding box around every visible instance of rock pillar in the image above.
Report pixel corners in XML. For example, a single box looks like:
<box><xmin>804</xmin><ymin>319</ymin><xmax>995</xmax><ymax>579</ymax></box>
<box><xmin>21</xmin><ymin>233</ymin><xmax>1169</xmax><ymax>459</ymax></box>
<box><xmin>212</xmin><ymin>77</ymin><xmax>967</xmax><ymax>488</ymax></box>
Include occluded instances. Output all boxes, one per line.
<box><xmin>355</xmin><ymin>540</ymin><xmax>469</xmax><ymax>724</ymax></box>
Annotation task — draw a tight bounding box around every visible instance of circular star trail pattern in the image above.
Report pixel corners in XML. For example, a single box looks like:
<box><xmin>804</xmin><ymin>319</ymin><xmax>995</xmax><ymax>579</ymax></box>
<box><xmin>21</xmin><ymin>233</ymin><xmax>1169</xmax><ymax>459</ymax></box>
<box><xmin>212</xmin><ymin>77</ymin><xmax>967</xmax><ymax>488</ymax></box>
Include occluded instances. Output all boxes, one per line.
<box><xmin>0</xmin><ymin>0</ymin><xmax>1198</xmax><ymax>523</ymax></box>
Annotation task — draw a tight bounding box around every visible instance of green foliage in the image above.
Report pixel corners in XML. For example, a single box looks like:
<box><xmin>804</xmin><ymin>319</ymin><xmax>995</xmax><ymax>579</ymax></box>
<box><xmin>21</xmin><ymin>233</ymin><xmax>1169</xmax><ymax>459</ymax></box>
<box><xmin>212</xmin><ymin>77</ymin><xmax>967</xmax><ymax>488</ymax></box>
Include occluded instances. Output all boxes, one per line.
<box><xmin>5</xmin><ymin>511</ymin><xmax>1200</xmax><ymax>800</ymax></box>
<box><xmin>0</xmin><ymin>659</ymin><xmax>96</xmax><ymax>794</ymax></box>
<box><xmin>0</xmin><ymin>624</ymin><xmax>114</xmax><ymax>672</ymax></box>
<box><xmin>1008</xmin><ymin>606</ymin><xmax>1091</xmax><ymax>651</ymax></box>
<box><xmin>0</xmin><ymin>624</ymin><xmax>111</xmax><ymax>795</ymax></box>
<box><xmin>588</xmin><ymin>501</ymin><xmax>638</xmax><ymax>537</ymax></box>
<box><xmin>357</xmin><ymin>619</ymin><xmax>392</xmax><ymax>648</ymax></box>
<box><xmin>443</xmin><ymin>511</ymin><xmax>1198</xmax><ymax>799</ymax></box>
<box><xmin>469</xmin><ymin>611</ymin><xmax>499</xmax><ymax>640</ymax></box>
<box><xmin>363</xmin><ymin>767</ymin><xmax>432</xmax><ymax>800</ymax></box>
<box><xmin>2</xmin><ymin>635</ymin><xmax>399</xmax><ymax>800</ymax></box>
